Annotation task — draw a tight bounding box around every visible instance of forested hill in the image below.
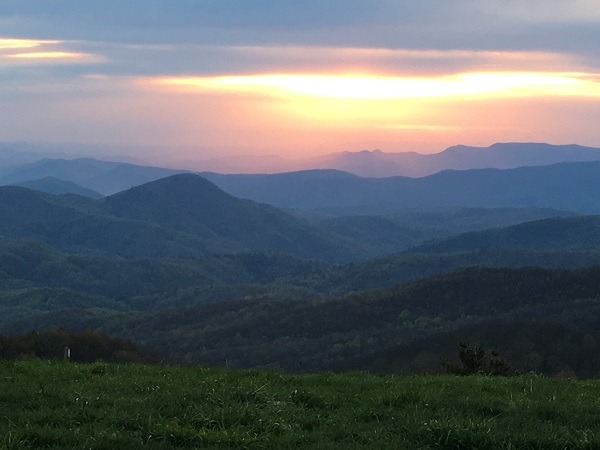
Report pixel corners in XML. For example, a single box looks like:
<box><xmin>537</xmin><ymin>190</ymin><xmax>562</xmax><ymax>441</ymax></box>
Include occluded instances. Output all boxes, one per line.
<box><xmin>0</xmin><ymin>175</ymin><xmax>363</xmax><ymax>262</ymax></box>
<box><xmin>3</xmin><ymin>238</ymin><xmax>600</xmax><ymax>374</ymax></box>
<box><xmin>103</xmin><ymin>174</ymin><xmax>358</xmax><ymax>260</ymax></box>
<box><xmin>101</xmin><ymin>266</ymin><xmax>600</xmax><ymax>375</ymax></box>
<box><xmin>412</xmin><ymin>215</ymin><xmax>600</xmax><ymax>254</ymax></box>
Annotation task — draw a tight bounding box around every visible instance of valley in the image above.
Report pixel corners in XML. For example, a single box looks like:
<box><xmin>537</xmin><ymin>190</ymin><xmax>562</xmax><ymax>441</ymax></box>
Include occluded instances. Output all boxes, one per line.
<box><xmin>2</xmin><ymin>146</ymin><xmax>600</xmax><ymax>378</ymax></box>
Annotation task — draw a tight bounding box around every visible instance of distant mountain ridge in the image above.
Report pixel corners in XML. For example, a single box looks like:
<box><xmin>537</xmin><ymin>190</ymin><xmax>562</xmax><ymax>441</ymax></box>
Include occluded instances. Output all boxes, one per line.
<box><xmin>9</xmin><ymin>176</ymin><xmax>103</xmax><ymax>198</ymax></box>
<box><xmin>202</xmin><ymin>160</ymin><xmax>600</xmax><ymax>213</ymax></box>
<box><xmin>0</xmin><ymin>157</ymin><xmax>187</xmax><ymax>195</ymax></box>
<box><xmin>2</xmin><ymin>142</ymin><xmax>600</xmax><ymax>213</ymax></box>
<box><xmin>2</xmin><ymin>142</ymin><xmax>600</xmax><ymax>190</ymax></box>
<box><xmin>190</xmin><ymin>142</ymin><xmax>600</xmax><ymax>177</ymax></box>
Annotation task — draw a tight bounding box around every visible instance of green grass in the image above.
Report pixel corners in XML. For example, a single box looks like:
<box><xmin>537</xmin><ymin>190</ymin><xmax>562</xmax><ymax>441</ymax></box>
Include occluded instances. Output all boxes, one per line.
<box><xmin>1</xmin><ymin>360</ymin><xmax>599</xmax><ymax>449</ymax></box>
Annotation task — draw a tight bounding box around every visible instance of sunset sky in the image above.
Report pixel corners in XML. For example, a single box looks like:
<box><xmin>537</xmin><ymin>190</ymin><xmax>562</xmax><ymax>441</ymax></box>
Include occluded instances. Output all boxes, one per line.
<box><xmin>1</xmin><ymin>1</ymin><xmax>600</xmax><ymax>164</ymax></box>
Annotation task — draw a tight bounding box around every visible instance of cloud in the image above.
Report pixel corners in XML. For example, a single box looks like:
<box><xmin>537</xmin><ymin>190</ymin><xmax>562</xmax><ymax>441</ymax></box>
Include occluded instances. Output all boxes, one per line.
<box><xmin>0</xmin><ymin>2</ymin><xmax>598</xmax><ymax>158</ymax></box>
<box><xmin>0</xmin><ymin>37</ymin><xmax>59</xmax><ymax>49</ymax></box>
<box><xmin>0</xmin><ymin>1</ymin><xmax>599</xmax><ymax>54</ymax></box>
<box><xmin>475</xmin><ymin>0</ymin><xmax>600</xmax><ymax>23</ymax></box>
<box><xmin>149</xmin><ymin>72</ymin><xmax>600</xmax><ymax>100</ymax></box>
<box><xmin>0</xmin><ymin>37</ymin><xmax>101</xmax><ymax>68</ymax></box>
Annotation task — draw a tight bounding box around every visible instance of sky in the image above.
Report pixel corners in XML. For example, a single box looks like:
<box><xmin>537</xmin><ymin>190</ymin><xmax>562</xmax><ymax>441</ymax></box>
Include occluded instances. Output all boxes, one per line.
<box><xmin>1</xmin><ymin>0</ymin><xmax>600</xmax><ymax>165</ymax></box>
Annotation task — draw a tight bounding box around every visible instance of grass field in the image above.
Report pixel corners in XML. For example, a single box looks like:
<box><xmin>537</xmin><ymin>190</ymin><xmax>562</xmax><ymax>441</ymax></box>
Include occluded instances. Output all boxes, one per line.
<box><xmin>1</xmin><ymin>360</ymin><xmax>599</xmax><ymax>449</ymax></box>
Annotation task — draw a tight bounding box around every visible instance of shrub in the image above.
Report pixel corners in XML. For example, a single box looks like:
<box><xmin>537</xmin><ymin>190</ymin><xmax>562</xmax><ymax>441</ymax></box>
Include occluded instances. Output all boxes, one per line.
<box><xmin>441</xmin><ymin>342</ymin><xmax>517</xmax><ymax>376</ymax></box>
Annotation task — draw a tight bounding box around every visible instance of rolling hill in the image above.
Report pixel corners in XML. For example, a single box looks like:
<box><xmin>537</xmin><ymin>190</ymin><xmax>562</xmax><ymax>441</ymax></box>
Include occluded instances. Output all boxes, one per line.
<box><xmin>98</xmin><ymin>266</ymin><xmax>600</xmax><ymax>374</ymax></box>
<box><xmin>202</xmin><ymin>160</ymin><xmax>600</xmax><ymax>213</ymax></box>
<box><xmin>312</xmin><ymin>207</ymin><xmax>575</xmax><ymax>255</ymax></box>
<box><xmin>103</xmin><ymin>174</ymin><xmax>361</xmax><ymax>260</ymax></box>
<box><xmin>0</xmin><ymin>175</ymin><xmax>364</xmax><ymax>262</ymax></box>
<box><xmin>413</xmin><ymin>215</ymin><xmax>600</xmax><ymax>254</ymax></box>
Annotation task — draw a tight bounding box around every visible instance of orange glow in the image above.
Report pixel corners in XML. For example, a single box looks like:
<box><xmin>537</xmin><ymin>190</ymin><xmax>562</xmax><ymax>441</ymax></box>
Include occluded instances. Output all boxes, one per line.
<box><xmin>144</xmin><ymin>71</ymin><xmax>600</xmax><ymax>141</ymax></box>
<box><xmin>153</xmin><ymin>71</ymin><xmax>600</xmax><ymax>100</ymax></box>
<box><xmin>0</xmin><ymin>38</ymin><xmax>59</xmax><ymax>49</ymax></box>
<box><xmin>7</xmin><ymin>51</ymin><xmax>89</xmax><ymax>60</ymax></box>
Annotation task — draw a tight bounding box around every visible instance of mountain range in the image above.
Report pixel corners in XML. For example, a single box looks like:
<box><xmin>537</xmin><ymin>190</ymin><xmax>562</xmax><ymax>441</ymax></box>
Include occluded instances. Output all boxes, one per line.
<box><xmin>0</xmin><ymin>157</ymin><xmax>186</xmax><ymax>195</ymax></box>
<box><xmin>1</xmin><ymin>183</ymin><xmax>600</xmax><ymax>375</ymax></box>
<box><xmin>2</xmin><ymin>142</ymin><xmax>600</xmax><ymax>196</ymax></box>
<box><xmin>202</xmin><ymin>160</ymin><xmax>600</xmax><ymax>213</ymax></box>
<box><xmin>5</xmin><ymin>145</ymin><xmax>600</xmax><ymax>217</ymax></box>
<box><xmin>188</xmin><ymin>142</ymin><xmax>600</xmax><ymax>177</ymax></box>
<box><xmin>3</xmin><ymin>140</ymin><xmax>600</xmax><ymax>376</ymax></box>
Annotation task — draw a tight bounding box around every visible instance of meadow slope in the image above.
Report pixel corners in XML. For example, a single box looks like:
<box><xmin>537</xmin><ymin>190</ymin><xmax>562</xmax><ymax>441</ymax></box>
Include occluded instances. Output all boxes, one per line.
<box><xmin>1</xmin><ymin>360</ymin><xmax>599</xmax><ymax>449</ymax></box>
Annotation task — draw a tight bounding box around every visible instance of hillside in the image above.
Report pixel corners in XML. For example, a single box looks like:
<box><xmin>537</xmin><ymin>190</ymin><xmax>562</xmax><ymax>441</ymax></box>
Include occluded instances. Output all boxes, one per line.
<box><xmin>4</xmin><ymin>237</ymin><xmax>600</xmax><ymax>374</ymax></box>
<box><xmin>0</xmin><ymin>186</ymin><xmax>212</xmax><ymax>258</ymax></box>
<box><xmin>0</xmin><ymin>238</ymin><xmax>323</xmax><ymax>314</ymax></box>
<box><xmin>97</xmin><ymin>267</ymin><xmax>600</xmax><ymax>374</ymax></box>
<box><xmin>312</xmin><ymin>207</ymin><xmax>575</xmax><ymax>254</ymax></box>
<box><xmin>3</xmin><ymin>360</ymin><xmax>599</xmax><ymax>449</ymax></box>
<box><xmin>4</xmin><ymin>172</ymin><xmax>600</xmax><ymax>377</ymax></box>
<box><xmin>104</xmin><ymin>174</ymin><xmax>361</xmax><ymax>261</ymax></box>
<box><xmin>413</xmin><ymin>215</ymin><xmax>600</xmax><ymax>254</ymax></box>
<box><xmin>0</xmin><ymin>176</ymin><xmax>364</xmax><ymax>262</ymax></box>
<box><xmin>347</xmin><ymin>320</ymin><xmax>600</xmax><ymax>376</ymax></box>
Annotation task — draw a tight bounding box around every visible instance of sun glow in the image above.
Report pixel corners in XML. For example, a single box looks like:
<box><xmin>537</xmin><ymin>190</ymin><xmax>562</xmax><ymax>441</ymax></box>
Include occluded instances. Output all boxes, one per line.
<box><xmin>7</xmin><ymin>51</ymin><xmax>89</xmax><ymax>60</ymax></box>
<box><xmin>0</xmin><ymin>38</ymin><xmax>59</xmax><ymax>50</ymax></box>
<box><xmin>153</xmin><ymin>71</ymin><xmax>600</xmax><ymax>100</ymax></box>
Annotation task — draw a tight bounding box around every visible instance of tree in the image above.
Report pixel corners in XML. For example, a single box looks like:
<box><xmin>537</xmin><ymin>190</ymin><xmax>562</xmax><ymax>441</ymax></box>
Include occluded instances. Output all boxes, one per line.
<box><xmin>441</xmin><ymin>341</ymin><xmax>516</xmax><ymax>376</ymax></box>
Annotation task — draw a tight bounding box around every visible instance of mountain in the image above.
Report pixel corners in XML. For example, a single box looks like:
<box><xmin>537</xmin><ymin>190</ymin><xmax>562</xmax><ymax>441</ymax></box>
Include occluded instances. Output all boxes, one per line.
<box><xmin>9</xmin><ymin>176</ymin><xmax>103</xmax><ymax>198</ymax></box>
<box><xmin>4</xmin><ymin>208</ymin><xmax>600</xmax><ymax>374</ymax></box>
<box><xmin>2</xmin><ymin>174</ymin><xmax>596</xmax><ymax>291</ymax></box>
<box><xmin>202</xmin><ymin>161</ymin><xmax>600</xmax><ymax>213</ymax></box>
<box><xmin>436</xmin><ymin>142</ymin><xmax>600</xmax><ymax>169</ymax></box>
<box><xmin>0</xmin><ymin>185</ymin><xmax>214</xmax><ymax>258</ymax></box>
<box><xmin>0</xmin><ymin>158</ymin><xmax>186</xmax><ymax>195</ymax></box>
<box><xmin>5</xmin><ymin>142</ymin><xmax>598</xmax><ymax>193</ymax></box>
<box><xmin>0</xmin><ymin>175</ymin><xmax>365</xmax><ymax>262</ymax></box>
<box><xmin>187</xmin><ymin>143</ymin><xmax>600</xmax><ymax>177</ymax></box>
<box><xmin>2</xmin><ymin>142</ymin><xmax>600</xmax><ymax>202</ymax></box>
<box><xmin>314</xmin><ymin>142</ymin><xmax>600</xmax><ymax>177</ymax></box>
<box><xmin>104</xmin><ymin>174</ymin><xmax>359</xmax><ymax>261</ymax></box>
<box><xmin>314</xmin><ymin>148</ymin><xmax>424</xmax><ymax>177</ymax></box>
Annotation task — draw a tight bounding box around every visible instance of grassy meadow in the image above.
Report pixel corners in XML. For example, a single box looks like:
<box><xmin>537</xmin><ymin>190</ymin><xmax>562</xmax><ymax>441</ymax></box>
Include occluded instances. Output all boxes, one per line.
<box><xmin>1</xmin><ymin>360</ymin><xmax>599</xmax><ymax>449</ymax></box>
